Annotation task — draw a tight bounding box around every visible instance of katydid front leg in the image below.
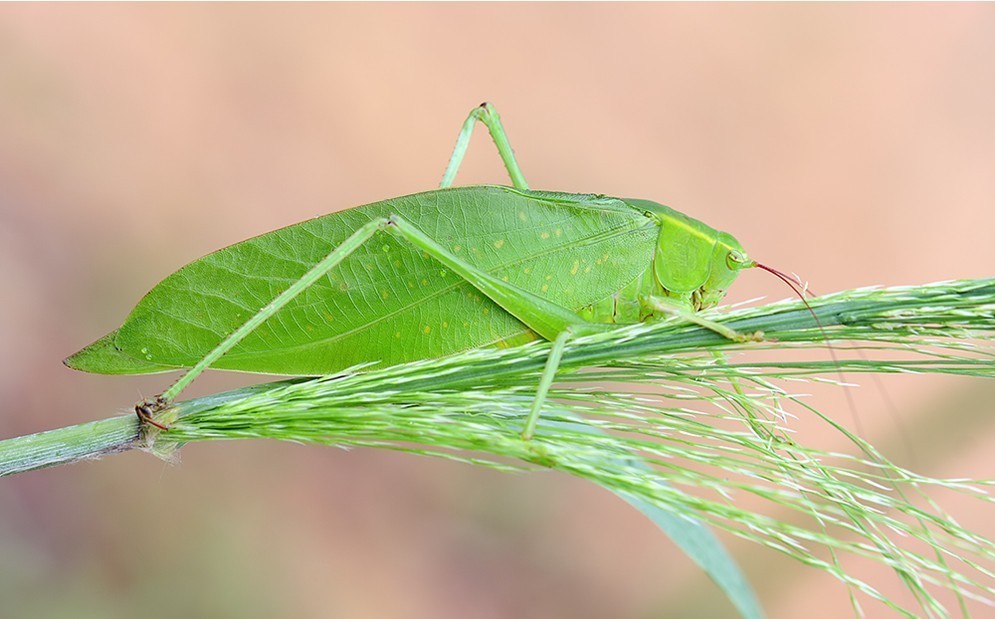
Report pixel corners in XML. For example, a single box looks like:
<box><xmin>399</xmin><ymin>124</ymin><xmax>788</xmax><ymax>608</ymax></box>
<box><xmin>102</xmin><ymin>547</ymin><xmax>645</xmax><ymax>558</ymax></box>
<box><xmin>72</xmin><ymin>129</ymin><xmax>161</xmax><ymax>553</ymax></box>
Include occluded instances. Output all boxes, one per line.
<box><xmin>642</xmin><ymin>295</ymin><xmax>763</xmax><ymax>343</ymax></box>
<box><xmin>138</xmin><ymin>214</ymin><xmax>595</xmax><ymax>440</ymax></box>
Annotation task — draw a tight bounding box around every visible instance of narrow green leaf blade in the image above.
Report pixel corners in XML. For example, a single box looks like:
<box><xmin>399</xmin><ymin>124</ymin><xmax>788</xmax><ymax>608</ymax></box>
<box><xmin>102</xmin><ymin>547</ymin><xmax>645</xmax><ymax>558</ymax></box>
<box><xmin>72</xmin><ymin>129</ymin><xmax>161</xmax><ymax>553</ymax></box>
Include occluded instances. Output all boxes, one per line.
<box><xmin>546</xmin><ymin>419</ymin><xmax>764</xmax><ymax>619</ymax></box>
<box><xmin>619</xmin><ymin>492</ymin><xmax>764</xmax><ymax>619</ymax></box>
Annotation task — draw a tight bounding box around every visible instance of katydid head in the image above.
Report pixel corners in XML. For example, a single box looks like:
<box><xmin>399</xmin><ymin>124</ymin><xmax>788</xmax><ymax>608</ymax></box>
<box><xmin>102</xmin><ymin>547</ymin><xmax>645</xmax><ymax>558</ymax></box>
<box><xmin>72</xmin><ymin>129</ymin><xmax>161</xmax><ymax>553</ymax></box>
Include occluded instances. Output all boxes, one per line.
<box><xmin>626</xmin><ymin>198</ymin><xmax>756</xmax><ymax>310</ymax></box>
<box><xmin>698</xmin><ymin>231</ymin><xmax>753</xmax><ymax>309</ymax></box>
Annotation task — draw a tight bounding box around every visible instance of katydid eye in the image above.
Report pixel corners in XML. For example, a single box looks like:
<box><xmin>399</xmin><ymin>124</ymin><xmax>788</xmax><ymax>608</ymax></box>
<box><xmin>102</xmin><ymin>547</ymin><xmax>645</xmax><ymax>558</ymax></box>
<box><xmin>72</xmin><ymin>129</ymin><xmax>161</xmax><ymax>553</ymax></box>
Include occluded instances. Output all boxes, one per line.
<box><xmin>727</xmin><ymin>251</ymin><xmax>746</xmax><ymax>269</ymax></box>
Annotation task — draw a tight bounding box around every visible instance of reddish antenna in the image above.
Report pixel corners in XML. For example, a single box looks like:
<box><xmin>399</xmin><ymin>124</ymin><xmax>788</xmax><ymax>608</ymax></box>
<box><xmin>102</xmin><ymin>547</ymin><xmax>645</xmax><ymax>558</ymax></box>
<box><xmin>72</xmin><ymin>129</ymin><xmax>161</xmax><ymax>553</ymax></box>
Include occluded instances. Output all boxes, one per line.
<box><xmin>752</xmin><ymin>262</ymin><xmax>865</xmax><ymax>436</ymax></box>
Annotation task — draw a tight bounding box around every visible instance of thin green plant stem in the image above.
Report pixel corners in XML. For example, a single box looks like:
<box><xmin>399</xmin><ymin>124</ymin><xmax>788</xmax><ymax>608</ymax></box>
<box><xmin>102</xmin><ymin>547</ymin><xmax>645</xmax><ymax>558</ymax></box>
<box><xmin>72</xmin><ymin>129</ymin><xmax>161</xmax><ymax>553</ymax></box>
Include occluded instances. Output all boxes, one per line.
<box><xmin>0</xmin><ymin>416</ymin><xmax>138</xmax><ymax>477</ymax></box>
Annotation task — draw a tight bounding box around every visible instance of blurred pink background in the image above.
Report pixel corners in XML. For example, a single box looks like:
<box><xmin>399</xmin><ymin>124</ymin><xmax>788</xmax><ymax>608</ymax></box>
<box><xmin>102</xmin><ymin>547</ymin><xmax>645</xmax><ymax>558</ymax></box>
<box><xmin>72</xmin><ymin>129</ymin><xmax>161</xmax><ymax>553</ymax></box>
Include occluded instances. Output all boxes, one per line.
<box><xmin>1</xmin><ymin>5</ymin><xmax>993</xmax><ymax>618</ymax></box>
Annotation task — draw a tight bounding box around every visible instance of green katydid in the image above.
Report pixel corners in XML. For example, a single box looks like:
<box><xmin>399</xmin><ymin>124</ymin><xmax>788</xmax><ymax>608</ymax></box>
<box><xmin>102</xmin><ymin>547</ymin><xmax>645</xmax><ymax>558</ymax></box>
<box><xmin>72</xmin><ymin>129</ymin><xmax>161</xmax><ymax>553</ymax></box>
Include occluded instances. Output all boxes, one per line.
<box><xmin>66</xmin><ymin>102</ymin><xmax>780</xmax><ymax>440</ymax></box>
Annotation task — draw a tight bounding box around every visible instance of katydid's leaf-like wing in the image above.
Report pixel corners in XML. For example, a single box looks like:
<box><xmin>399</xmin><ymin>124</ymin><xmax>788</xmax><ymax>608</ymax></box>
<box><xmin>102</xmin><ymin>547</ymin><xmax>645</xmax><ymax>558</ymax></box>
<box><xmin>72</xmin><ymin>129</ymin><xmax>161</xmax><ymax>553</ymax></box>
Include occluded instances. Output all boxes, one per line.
<box><xmin>63</xmin><ymin>331</ymin><xmax>178</xmax><ymax>375</ymax></box>
<box><xmin>66</xmin><ymin>186</ymin><xmax>657</xmax><ymax>376</ymax></box>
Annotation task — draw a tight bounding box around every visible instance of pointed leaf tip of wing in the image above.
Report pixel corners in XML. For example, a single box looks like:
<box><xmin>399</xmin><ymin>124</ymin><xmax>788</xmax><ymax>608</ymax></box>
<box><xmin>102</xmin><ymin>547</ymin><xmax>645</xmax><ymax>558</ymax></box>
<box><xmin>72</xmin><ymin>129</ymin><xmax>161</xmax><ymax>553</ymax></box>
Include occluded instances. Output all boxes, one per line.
<box><xmin>64</xmin><ymin>330</ymin><xmax>178</xmax><ymax>375</ymax></box>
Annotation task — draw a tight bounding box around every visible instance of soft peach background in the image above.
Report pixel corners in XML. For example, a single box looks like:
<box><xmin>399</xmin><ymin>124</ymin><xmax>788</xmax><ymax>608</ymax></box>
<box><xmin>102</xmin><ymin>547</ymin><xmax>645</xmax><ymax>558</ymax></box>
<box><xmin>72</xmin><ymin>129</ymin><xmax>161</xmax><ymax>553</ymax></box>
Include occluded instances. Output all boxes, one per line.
<box><xmin>1</xmin><ymin>5</ymin><xmax>993</xmax><ymax>618</ymax></box>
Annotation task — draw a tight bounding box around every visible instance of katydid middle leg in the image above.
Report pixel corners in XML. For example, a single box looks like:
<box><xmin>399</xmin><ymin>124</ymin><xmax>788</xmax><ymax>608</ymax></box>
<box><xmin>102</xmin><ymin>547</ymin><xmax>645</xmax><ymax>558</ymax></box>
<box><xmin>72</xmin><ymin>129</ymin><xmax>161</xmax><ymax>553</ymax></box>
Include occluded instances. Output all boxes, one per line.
<box><xmin>520</xmin><ymin>322</ymin><xmax>609</xmax><ymax>441</ymax></box>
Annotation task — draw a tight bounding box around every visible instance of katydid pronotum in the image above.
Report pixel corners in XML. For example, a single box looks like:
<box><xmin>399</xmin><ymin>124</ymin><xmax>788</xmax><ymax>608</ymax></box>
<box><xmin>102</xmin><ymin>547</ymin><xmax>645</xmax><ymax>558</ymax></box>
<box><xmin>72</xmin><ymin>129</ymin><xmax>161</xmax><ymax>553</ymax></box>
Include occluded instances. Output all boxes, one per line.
<box><xmin>67</xmin><ymin>103</ymin><xmax>786</xmax><ymax>440</ymax></box>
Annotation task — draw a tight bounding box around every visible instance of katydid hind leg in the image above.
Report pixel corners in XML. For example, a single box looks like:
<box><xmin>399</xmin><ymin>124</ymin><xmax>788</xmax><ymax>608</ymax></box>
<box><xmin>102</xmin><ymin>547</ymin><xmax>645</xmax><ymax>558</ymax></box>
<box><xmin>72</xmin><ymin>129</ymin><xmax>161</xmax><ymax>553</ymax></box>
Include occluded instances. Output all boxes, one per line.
<box><xmin>136</xmin><ymin>218</ymin><xmax>387</xmax><ymax>428</ymax></box>
<box><xmin>440</xmin><ymin>103</ymin><xmax>530</xmax><ymax>190</ymax></box>
<box><xmin>386</xmin><ymin>216</ymin><xmax>593</xmax><ymax>341</ymax></box>
<box><xmin>138</xmin><ymin>214</ymin><xmax>595</xmax><ymax>430</ymax></box>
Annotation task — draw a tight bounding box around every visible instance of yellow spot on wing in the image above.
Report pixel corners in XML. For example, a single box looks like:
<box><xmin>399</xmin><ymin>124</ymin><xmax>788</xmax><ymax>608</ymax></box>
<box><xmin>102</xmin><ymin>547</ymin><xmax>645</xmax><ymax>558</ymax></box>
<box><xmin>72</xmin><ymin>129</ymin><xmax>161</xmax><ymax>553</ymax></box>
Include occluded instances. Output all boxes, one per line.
<box><xmin>423</xmin><ymin>325</ymin><xmax>431</xmax><ymax>334</ymax></box>
<box><xmin>570</xmin><ymin>260</ymin><xmax>579</xmax><ymax>276</ymax></box>
<box><xmin>518</xmin><ymin>211</ymin><xmax>527</xmax><ymax>221</ymax></box>
<box><xmin>494</xmin><ymin>239</ymin><xmax>505</xmax><ymax>249</ymax></box>
<box><xmin>540</xmin><ymin>232</ymin><xmax>550</xmax><ymax>240</ymax></box>
<box><xmin>453</xmin><ymin>244</ymin><xmax>462</xmax><ymax>253</ymax></box>
<box><xmin>541</xmin><ymin>284</ymin><xmax>549</xmax><ymax>292</ymax></box>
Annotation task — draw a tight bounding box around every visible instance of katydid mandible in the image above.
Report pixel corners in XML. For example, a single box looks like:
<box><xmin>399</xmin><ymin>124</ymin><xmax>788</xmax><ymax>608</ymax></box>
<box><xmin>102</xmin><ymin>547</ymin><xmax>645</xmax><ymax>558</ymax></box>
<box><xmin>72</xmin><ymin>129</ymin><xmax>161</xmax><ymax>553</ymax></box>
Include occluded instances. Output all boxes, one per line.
<box><xmin>66</xmin><ymin>103</ymin><xmax>765</xmax><ymax>439</ymax></box>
